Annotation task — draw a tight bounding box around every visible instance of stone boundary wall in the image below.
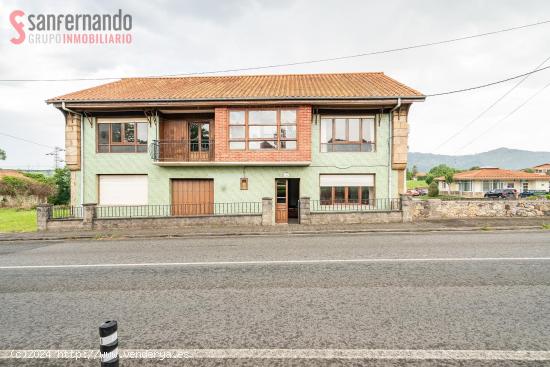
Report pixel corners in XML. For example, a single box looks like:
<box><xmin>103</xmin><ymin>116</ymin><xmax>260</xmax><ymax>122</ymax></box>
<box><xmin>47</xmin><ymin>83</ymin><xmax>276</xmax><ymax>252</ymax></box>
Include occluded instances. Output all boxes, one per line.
<box><xmin>411</xmin><ymin>198</ymin><xmax>550</xmax><ymax>220</ymax></box>
<box><xmin>37</xmin><ymin>199</ymin><xmax>272</xmax><ymax>231</ymax></box>
<box><xmin>299</xmin><ymin>197</ymin><xmax>404</xmax><ymax>225</ymax></box>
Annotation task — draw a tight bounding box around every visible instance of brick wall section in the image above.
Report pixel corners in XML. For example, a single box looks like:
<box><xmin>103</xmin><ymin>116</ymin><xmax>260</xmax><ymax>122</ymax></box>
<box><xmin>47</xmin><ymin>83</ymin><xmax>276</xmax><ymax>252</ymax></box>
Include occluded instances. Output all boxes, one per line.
<box><xmin>214</xmin><ymin>106</ymin><xmax>312</xmax><ymax>162</ymax></box>
<box><xmin>65</xmin><ymin>113</ymin><xmax>81</xmax><ymax>170</ymax></box>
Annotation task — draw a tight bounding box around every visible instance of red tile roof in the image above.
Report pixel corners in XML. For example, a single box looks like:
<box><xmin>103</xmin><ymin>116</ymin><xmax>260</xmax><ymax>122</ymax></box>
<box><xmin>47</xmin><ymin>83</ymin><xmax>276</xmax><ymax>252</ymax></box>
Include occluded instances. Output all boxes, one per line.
<box><xmin>534</xmin><ymin>163</ymin><xmax>550</xmax><ymax>169</ymax></box>
<box><xmin>436</xmin><ymin>168</ymin><xmax>546</xmax><ymax>181</ymax></box>
<box><xmin>47</xmin><ymin>72</ymin><xmax>424</xmax><ymax>103</ymax></box>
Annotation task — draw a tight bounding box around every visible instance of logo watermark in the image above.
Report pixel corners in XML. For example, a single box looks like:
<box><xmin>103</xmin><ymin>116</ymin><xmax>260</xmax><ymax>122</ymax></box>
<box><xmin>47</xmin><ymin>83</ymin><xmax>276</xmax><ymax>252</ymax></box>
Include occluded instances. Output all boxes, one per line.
<box><xmin>9</xmin><ymin>9</ymin><xmax>133</xmax><ymax>45</ymax></box>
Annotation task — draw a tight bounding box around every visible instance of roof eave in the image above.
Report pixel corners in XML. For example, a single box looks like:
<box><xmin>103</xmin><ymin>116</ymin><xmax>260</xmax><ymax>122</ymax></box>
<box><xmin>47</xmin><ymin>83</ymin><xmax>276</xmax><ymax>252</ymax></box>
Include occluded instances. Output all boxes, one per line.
<box><xmin>47</xmin><ymin>95</ymin><xmax>426</xmax><ymax>105</ymax></box>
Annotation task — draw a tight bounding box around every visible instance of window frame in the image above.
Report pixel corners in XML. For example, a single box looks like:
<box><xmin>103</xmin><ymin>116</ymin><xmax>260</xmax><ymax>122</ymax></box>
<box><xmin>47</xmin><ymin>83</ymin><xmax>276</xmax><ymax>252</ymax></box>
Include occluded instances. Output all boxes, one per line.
<box><xmin>319</xmin><ymin>185</ymin><xmax>375</xmax><ymax>205</ymax></box>
<box><xmin>320</xmin><ymin>115</ymin><xmax>376</xmax><ymax>153</ymax></box>
<box><xmin>228</xmin><ymin>108</ymin><xmax>297</xmax><ymax>151</ymax></box>
<box><xmin>96</xmin><ymin>118</ymin><xmax>149</xmax><ymax>154</ymax></box>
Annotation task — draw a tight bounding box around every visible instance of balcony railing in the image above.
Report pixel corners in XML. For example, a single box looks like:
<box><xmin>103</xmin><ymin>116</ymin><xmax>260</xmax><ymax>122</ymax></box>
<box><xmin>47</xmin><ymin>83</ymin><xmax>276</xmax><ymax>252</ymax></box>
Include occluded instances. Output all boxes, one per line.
<box><xmin>150</xmin><ymin>140</ymin><xmax>214</xmax><ymax>162</ymax></box>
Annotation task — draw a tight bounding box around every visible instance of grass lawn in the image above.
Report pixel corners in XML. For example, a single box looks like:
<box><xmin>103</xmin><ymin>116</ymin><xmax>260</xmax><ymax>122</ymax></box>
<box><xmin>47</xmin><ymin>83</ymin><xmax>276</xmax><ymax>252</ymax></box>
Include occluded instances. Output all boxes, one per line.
<box><xmin>407</xmin><ymin>180</ymin><xmax>428</xmax><ymax>189</ymax></box>
<box><xmin>0</xmin><ymin>208</ymin><xmax>37</xmax><ymax>233</ymax></box>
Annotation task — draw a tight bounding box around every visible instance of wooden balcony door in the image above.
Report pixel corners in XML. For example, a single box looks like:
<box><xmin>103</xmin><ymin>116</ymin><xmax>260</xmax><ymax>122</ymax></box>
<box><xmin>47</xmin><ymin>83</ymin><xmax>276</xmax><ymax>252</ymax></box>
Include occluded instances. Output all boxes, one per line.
<box><xmin>189</xmin><ymin>122</ymin><xmax>211</xmax><ymax>161</ymax></box>
<box><xmin>171</xmin><ymin>179</ymin><xmax>214</xmax><ymax>216</ymax></box>
<box><xmin>275</xmin><ymin>179</ymin><xmax>288</xmax><ymax>223</ymax></box>
<box><xmin>161</xmin><ymin>120</ymin><xmax>187</xmax><ymax>161</ymax></box>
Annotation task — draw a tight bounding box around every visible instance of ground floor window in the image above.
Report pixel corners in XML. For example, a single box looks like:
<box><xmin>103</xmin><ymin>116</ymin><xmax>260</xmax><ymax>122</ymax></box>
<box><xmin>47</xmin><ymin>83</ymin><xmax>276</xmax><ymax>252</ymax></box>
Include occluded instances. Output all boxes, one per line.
<box><xmin>482</xmin><ymin>180</ymin><xmax>504</xmax><ymax>191</ymax></box>
<box><xmin>522</xmin><ymin>182</ymin><xmax>529</xmax><ymax>192</ymax></box>
<box><xmin>319</xmin><ymin>174</ymin><xmax>374</xmax><ymax>204</ymax></box>
<box><xmin>98</xmin><ymin>175</ymin><xmax>148</xmax><ymax>205</ymax></box>
<box><xmin>458</xmin><ymin>180</ymin><xmax>472</xmax><ymax>192</ymax></box>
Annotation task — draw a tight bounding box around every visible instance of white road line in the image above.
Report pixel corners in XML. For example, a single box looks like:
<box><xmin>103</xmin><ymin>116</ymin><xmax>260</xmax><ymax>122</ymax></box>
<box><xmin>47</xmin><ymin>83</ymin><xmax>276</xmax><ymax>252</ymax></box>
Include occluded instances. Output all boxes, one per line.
<box><xmin>1</xmin><ymin>257</ymin><xmax>550</xmax><ymax>270</ymax></box>
<box><xmin>1</xmin><ymin>349</ymin><xmax>550</xmax><ymax>360</ymax></box>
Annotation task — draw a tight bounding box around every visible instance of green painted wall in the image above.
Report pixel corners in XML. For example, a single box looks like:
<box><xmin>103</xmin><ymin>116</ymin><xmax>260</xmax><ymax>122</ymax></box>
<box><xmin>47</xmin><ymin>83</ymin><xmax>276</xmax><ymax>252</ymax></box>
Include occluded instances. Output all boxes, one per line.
<box><xmin>78</xmin><ymin>114</ymin><xmax>398</xmax><ymax>204</ymax></box>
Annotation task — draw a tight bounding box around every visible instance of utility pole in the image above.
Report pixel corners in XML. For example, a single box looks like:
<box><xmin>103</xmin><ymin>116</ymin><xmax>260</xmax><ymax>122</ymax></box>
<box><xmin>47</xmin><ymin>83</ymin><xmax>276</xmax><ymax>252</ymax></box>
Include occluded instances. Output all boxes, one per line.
<box><xmin>46</xmin><ymin>146</ymin><xmax>65</xmax><ymax>170</ymax></box>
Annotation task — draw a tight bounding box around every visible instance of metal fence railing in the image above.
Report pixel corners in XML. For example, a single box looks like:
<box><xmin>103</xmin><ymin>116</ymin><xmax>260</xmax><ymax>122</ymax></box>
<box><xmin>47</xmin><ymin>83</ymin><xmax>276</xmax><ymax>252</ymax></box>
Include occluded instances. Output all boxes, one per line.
<box><xmin>49</xmin><ymin>206</ymin><xmax>83</xmax><ymax>219</ymax></box>
<box><xmin>95</xmin><ymin>202</ymin><xmax>262</xmax><ymax>218</ymax></box>
<box><xmin>310</xmin><ymin>198</ymin><xmax>401</xmax><ymax>213</ymax></box>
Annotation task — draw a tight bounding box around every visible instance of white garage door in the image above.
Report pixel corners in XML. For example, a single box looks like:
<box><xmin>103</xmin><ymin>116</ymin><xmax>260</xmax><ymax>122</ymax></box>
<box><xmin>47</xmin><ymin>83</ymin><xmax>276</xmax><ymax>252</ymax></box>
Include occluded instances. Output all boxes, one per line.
<box><xmin>99</xmin><ymin>175</ymin><xmax>148</xmax><ymax>205</ymax></box>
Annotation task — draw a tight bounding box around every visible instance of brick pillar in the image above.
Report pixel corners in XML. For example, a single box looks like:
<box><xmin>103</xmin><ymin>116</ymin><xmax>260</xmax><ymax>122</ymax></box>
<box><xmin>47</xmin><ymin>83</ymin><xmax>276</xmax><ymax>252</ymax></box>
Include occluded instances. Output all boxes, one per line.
<box><xmin>400</xmin><ymin>195</ymin><xmax>412</xmax><ymax>223</ymax></box>
<box><xmin>82</xmin><ymin>203</ymin><xmax>97</xmax><ymax>229</ymax></box>
<box><xmin>36</xmin><ymin>204</ymin><xmax>52</xmax><ymax>231</ymax></box>
<box><xmin>299</xmin><ymin>197</ymin><xmax>311</xmax><ymax>225</ymax></box>
<box><xmin>261</xmin><ymin>197</ymin><xmax>273</xmax><ymax>226</ymax></box>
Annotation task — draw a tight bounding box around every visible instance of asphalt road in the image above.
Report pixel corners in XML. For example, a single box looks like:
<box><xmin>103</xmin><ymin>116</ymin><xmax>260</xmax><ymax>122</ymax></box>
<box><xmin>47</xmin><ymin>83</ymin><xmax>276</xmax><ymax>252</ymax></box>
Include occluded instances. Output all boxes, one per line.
<box><xmin>1</xmin><ymin>230</ymin><xmax>550</xmax><ymax>366</ymax></box>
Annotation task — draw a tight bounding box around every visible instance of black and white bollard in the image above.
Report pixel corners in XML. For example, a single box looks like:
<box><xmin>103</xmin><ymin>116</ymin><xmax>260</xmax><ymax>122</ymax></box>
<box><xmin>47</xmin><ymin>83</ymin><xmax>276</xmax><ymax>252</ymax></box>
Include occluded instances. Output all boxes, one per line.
<box><xmin>99</xmin><ymin>320</ymin><xmax>119</xmax><ymax>366</ymax></box>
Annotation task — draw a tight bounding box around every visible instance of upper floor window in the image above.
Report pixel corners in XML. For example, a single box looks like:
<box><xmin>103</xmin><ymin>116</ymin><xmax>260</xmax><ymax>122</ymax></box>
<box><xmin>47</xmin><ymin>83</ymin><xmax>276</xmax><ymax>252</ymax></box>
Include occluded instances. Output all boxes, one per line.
<box><xmin>320</xmin><ymin>116</ymin><xmax>375</xmax><ymax>152</ymax></box>
<box><xmin>97</xmin><ymin>121</ymin><xmax>148</xmax><ymax>153</ymax></box>
<box><xmin>229</xmin><ymin>109</ymin><xmax>297</xmax><ymax>150</ymax></box>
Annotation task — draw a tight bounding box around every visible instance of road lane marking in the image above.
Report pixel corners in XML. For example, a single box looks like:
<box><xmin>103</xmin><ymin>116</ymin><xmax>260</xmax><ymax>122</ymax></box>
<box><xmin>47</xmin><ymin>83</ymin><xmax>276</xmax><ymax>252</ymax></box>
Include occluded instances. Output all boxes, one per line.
<box><xmin>1</xmin><ymin>349</ymin><xmax>550</xmax><ymax>360</ymax></box>
<box><xmin>1</xmin><ymin>257</ymin><xmax>550</xmax><ymax>269</ymax></box>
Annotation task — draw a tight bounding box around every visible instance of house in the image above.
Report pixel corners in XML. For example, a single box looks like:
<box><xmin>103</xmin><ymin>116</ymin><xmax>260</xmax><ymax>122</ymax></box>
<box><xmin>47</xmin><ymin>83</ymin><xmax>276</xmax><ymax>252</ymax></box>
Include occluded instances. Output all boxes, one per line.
<box><xmin>533</xmin><ymin>163</ymin><xmax>550</xmax><ymax>175</ymax></box>
<box><xmin>413</xmin><ymin>172</ymin><xmax>427</xmax><ymax>181</ymax></box>
<box><xmin>46</xmin><ymin>72</ymin><xmax>424</xmax><ymax>223</ymax></box>
<box><xmin>436</xmin><ymin>167</ymin><xmax>549</xmax><ymax>197</ymax></box>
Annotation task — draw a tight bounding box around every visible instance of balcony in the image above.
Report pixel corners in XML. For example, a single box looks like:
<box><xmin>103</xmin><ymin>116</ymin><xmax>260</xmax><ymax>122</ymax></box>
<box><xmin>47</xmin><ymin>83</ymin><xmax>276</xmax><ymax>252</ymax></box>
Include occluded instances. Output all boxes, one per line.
<box><xmin>150</xmin><ymin>140</ymin><xmax>214</xmax><ymax>163</ymax></box>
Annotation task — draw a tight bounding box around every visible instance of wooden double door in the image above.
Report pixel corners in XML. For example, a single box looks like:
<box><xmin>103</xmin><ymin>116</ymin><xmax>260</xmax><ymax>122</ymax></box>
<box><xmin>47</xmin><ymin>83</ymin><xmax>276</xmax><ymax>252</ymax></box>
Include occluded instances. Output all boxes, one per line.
<box><xmin>171</xmin><ymin>179</ymin><xmax>214</xmax><ymax>216</ymax></box>
<box><xmin>161</xmin><ymin>119</ymin><xmax>212</xmax><ymax>161</ymax></box>
<box><xmin>275</xmin><ymin>178</ymin><xmax>300</xmax><ymax>224</ymax></box>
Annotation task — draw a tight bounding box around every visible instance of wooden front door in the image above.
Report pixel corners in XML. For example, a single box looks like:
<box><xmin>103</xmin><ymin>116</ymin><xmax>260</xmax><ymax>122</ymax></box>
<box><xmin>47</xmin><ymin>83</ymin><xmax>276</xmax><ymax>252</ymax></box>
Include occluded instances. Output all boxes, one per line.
<box><xmin>275</xmin><ymin>179</ymin><xmax>288</xmax><ymax>223</ymax></box>
<box><xmin>161</xmin><ymin>120</ymin><xmax>187</xmax><ymax>161</ymax></box>
<box><xmin>171</xmin><ymin>179</ymin><xmax>214</xmax><ymax>216</ymax></box>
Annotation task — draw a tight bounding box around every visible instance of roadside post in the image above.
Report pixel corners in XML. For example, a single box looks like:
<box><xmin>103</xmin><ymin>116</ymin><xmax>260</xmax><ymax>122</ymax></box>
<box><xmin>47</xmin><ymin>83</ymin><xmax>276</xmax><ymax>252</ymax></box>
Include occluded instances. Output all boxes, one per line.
<box><xmin>99</xmin><ymin>320</ymin><xmax>119</xmax><ymax>366</ymax></box>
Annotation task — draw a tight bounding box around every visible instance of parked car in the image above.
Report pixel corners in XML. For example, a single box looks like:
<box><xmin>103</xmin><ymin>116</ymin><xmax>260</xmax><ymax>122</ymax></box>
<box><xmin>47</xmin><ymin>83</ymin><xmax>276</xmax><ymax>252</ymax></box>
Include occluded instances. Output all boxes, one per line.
<box><xmin>484</xmin><ymin>188</ymin><xmax>517</xmax><ymax>198</ymax></box>
<box><xmin>405</xmin><ymin>189</ymin><xmax>420</xmax><ymax>196</ymax></box>
<box><xmin>520</xmin><ymin>190</ymin><xmax>547</xmax><ymax>198</ymax></box>
<box><xmin>416</xmin><ymin>188</ymin><xmax>428</xmax><ymax>195</ymax></box>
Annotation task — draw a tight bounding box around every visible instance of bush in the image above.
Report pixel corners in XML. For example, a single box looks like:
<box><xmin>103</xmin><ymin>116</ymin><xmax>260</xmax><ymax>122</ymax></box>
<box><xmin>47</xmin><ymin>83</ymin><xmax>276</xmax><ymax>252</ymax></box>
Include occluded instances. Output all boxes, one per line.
<box><xmin>546</xmin><ymin>194</ymin><xmax>550</xmax><ymax>200</ymax></box>
<box><xmin>50</xmin><ymin>168</ymin><xmax>70</xmax><ymax>205</ymax></box>
<box><xmin>428</xmin><ymin>182</ymin><xmax>439</xmax><ymax>197</ymax></box>
<box><xmin>0</xmin><ymin>176</ymin><xmax>55</xmax><ymax>201</ymax></box>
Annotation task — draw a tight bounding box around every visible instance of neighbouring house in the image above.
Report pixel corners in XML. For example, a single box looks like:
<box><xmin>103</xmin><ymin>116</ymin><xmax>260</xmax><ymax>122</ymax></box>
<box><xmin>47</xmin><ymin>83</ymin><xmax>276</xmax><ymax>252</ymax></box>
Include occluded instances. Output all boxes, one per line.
<box><xmin>413</xmin><ymin>172</ymin><xmax>427</xmax><ymax>181</ymax></box>
<box><xmin>46</xmin><ymin>72</ymin><xmax>424</xmax><ymax>224</ymax></box>
<box><xmin>534</xmin><ymin>163</ymin><xmax>550</xmax><ymax>175</ymax></box>
<box><xmin>436</xmin><ymin>167</ymin><xmax>549</xmax><ymax>197</ymax></box>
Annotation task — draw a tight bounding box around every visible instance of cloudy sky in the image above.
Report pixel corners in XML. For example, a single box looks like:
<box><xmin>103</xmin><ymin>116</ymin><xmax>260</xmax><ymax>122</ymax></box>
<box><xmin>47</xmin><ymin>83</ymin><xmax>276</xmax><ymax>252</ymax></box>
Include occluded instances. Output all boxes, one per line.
<box><xmin>0</xmin><ymin>0</ymin><xmax>549</xmax><ymax>169</ymax></box>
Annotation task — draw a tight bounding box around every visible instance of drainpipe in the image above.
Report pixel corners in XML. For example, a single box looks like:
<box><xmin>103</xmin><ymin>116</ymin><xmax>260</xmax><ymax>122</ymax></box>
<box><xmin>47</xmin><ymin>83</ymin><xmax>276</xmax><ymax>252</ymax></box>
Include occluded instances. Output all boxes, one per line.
<box><xmin>388</xmin><ymin>98</ymin><xmax>401</xmax><ymax>198</ymax></box>
<box><xmin>61</xmin><ymin>102</ymin><xmax>84</xmax><ymax>205</ymax></box>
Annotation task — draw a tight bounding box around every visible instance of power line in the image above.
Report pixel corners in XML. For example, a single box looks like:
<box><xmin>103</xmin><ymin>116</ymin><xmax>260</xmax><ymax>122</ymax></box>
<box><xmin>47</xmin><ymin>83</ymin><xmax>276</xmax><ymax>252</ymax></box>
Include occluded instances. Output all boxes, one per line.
<box><xmin>431</xmin><ymin>54</ymin><xmax>550</xmax><ymax>152</ymax></box>
<box><xmin>1</xmin><ymin>19</ymin><xmax>549</xmax><ymax>82</ymax></box>
<box><xmin>425</xmin><ymin>64</ymin><xmax>550</xmax><ymax>97</ymax></box>
<box><xmin>455</xmin><ymin>78</ymin><xmax>550</xmax><ymax>152</ymax></box>
<box><xmin>0</xmin><ymin>132</ymin><xmax>55</xmax><ymax>149</ymax></box>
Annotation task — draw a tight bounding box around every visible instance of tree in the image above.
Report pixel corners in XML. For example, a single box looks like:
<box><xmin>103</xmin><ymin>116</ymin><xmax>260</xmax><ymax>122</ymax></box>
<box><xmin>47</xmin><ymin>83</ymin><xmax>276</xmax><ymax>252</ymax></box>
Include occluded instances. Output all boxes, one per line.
<box><xmin>428</xmin><ymin>181</ymin><xmax>439</xmax><ymax>197</ymax></box>
<box><xmin>0</xmin><ymin>148</ymin><xmax>5</xmax><ymax>160</ymax></box>
<box><xmin>50</xmin><ymin>168</ymin><xmax>71</xmax><ymax>205</ymax></box>
<box><xmin>469</xmin><ymin>166</ymin><xmax>480</xmax><ymax>171</ymax></box>
<box><xmin>425</xmin><ymin>164</ymin><xmax>460</xmax><ymax>185</ymax></box>
<box><xmin>412</xmin><ymin>165</ymin><xmax>418</xmax><ymax>177</ymax></box>
<box><xmin>522</xmin><ymin>168</ymin><xmax>535</xmax><ymax>173</ymax></box>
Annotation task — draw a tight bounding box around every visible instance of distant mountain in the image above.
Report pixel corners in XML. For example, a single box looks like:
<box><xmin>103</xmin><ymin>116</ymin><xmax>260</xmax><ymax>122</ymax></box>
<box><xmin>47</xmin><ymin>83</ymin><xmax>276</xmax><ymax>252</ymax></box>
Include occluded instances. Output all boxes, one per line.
<box><xmin>408</xmin><ymin>148</ymin><xmax>550</xmax><ymax>173</ymax></box>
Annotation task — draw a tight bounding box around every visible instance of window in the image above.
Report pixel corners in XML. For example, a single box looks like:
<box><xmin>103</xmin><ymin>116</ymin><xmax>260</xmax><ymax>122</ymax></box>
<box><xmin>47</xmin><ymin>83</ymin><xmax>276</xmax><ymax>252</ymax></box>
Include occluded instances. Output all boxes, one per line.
<box><xmin>320</xmin><ymin>117</ymin><xmax>375</xmax><ymax>152</ymax></box>
<box><xmin>97</xmin><ymin>121</ymin><xmax>148</xmax><ymax>153</ymax></box>
<box><xmin>229</xmin><ymin>109</ymin><xmax>297</xmax><ymax>150</ymax></box>
<box><xmin>319</xmin><ymin>174</ymin><xmax>374</xmax><ymax>204</ymax></box>
<box><xmin>99</xmin><ymin>175</ymin><xmax>148</xmax><ymax>205</ymax></box>
<box><xmin>458</xmin><ymin>181</ymin><xmax>472</xmax><ymax>192</ymax></box>
<box><xmin>483</xmin><ymin>180</ymin><xmax>504</xmax><ymax>191</ymax></box>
